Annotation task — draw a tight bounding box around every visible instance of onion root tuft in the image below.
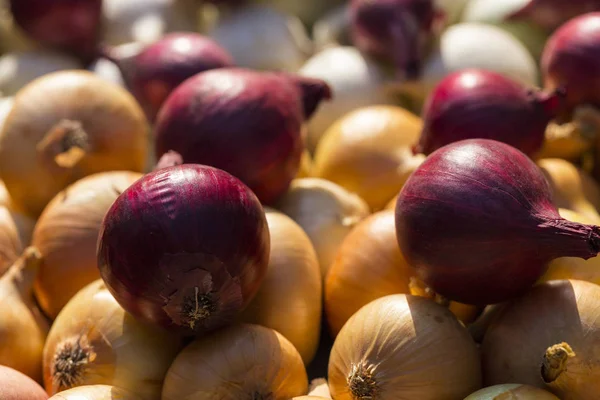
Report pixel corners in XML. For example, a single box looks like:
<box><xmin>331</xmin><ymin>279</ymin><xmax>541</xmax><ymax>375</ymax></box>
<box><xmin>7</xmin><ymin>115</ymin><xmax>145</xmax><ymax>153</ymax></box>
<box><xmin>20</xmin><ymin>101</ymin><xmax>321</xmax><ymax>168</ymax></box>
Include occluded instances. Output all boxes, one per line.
<box><xmin>51</xmin><ymin>336</ymin><xmax>95</xmax><ymax>391</ymax></box>
<box><xmin>348</xmin><ymin>361</ymin><xmax>378</xmax><ymax>399</ymax></box>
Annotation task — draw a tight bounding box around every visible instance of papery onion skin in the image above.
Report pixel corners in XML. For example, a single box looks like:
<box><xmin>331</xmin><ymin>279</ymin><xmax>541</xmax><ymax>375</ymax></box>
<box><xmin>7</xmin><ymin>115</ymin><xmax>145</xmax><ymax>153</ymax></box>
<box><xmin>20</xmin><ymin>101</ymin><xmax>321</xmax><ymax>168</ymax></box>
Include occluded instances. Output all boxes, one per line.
<box><xmin>128</xmin><ymin>33</ymin><xmax>233</xmax><ymax>121</ymax></box>
<box><xmin>0</xmin><ymin>365</ymin><xmax>47</xmax><ymax>400</ymax></box>
<box><xmin>509</xmin><ymin>0</ymin><xmax>600</xmax><ymax>31</ymax></box>
<box><xmin>482</xmin><ymin>280</ymin><xmax>600</xmax><ymax>398</ymax></box>
<box><xmin>98</xmin><ymin>164</ymin><xmax>270</xmax><ymax>336</ymax></box>
<box><xmin>395</xmin><ymin>139</ymin><xmax>600</xmax><ymax>305</ymax></box>
<box><xmin>9</xmin><ymin>0</ymin><xmax>102</xmax><ymax>62</ymax></box>
<box><xmin>415</xmin><ymin>69</ymin><xmax>564</xmax><ymax>157</ymax></box>
<box><xmin>33</xmin><ymin>171</ymin><xmax>143</xmax><ymax>319</ymax></box>
<box><xmin>542</xmin><ymin>13</ymin><xmax>600</xmax><ymax>118</ymax></box>
<box><xmin>49</xmin><ymin>385</ymin><xmax>142</xmax><ymax>400</ymax></box>
<box><xmin>464</xmin><ymin>384</ymin><xmax>560</xmax><ymax>399</ymax></box>
<box><xmin>154</xmin><ymin>68</ymin><xmax>331</xmax><ymax>204</ymax></box>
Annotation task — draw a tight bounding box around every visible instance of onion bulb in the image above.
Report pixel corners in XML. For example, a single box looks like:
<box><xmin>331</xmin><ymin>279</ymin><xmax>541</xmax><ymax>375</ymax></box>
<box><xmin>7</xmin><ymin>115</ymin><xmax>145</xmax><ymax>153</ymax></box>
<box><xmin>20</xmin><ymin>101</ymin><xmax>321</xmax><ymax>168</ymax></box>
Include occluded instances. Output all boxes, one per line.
<box><xmin>275</xmin><ymin>178</ymin><xmax>370</xmax><ymax>278</ymax></box>
<box><xmin>240</xmin><ymin>209</ymin><xmax>322</xmax><ymax>364</ymax></box>
<box><xmin>208</xmin><ymin>5</ymin><xmax>312</xmax><ymax>72</ymax></box>
<box><xmin>313</xmin><ymin>105</ymin><xmax>426</xmax><ymax>210</ymax></box>
<box><xmin>0</xmin><ymin>365</ymin><xmax>47</xmax><ymax>400</ymax></box>
<box><xmin>162</xmin><ymin>324</ymin><xmax>308</xmax><ymax>399</ymax></box>
<box><xmin>0</xmin><ymin>70</ymin><xmax>148</xmax><ymax>216</ymax></box>
<box><xmin>482</xmin><ymin>279</ymin><xmax>600</xmax><ymax>398</ymax></box>
<box><xmin>49</xmin><ymin>385</ymin><xmax>141</xmax><ymax>400</ymax></box>
<box><xmin>329</xmin><ymin>294</ymin><xmax>482</xmax><ymax>399</ymax></box>
<box><xmin>325</xmin><ymin>210</ymin><xmax>480</xmax><ymax>336</ymax></box>
<box><xmin>42</xmin><ymin>279</ymin><xmax>183</xmax><ymax>398</ymax></box>
<box><xmin>0</xmin><ymin>248</ymin><xmax>49</xmax><ymax>382</ymax></box>
<box><xmin>32</xmin><ymin>171</ymin><xmax>142</xmax><ymax>319</ymax></box>
<box><xmin>465</xmin><ymin>384</ymin><xmax>560</xmax><ymax>399</ymax></box>
<box><xmin>298</xmin><ymin>46</ymin><xmax>399</xmax><ymax>152</ymax></box>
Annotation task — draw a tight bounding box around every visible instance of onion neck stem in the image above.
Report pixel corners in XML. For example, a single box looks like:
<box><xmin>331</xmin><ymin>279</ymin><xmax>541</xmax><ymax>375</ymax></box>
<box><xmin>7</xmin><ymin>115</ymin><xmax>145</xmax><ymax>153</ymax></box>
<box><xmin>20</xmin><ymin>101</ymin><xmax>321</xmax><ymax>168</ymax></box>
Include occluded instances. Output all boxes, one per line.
<box><xmin>542</xmin><ymin>342</ymin><xmax>575</xmax><ymax>383</ymax></box>
<box><xmin>540</xmin><ymin>218</ymin><xmax>600</xmax><ymax>260</ymax></box>
<box><xmin>6</xmin><ymin>247</ymin><xmax>42</xmax><ymax>298</ymax></box>
<box><xmin>37</xmin><ymin>119</ymin><xmax>90</xmax><ymax>169</ymax></box>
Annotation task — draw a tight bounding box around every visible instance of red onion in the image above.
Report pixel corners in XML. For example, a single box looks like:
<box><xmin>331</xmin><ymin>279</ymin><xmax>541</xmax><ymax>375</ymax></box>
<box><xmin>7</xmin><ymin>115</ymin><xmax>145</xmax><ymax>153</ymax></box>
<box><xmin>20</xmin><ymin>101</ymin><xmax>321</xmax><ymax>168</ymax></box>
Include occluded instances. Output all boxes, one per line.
<box><xmin>9</xmin><ymin>0</ymin><xmax>102</xmax><ymax>62</ymax></box>
<box><xmin>97</xmin><ymin>164</ymin><xmax>270</xmax><ymax>336</ymax></box>
<box><xmin>154</xmin><ymin>68</ymin><xmax>332</xmax><ymax>204</ymax></box>
<box><xmin>414</xmin><ymin>69</ymin><xmax>565</xmax><ymax>157</ymax></box>
<box><xmin>395</xmin><ymin>139</ymin><xmax>600</xmax><ymax>305</ymax></box>
<box><xmin>349</xmin><ymin>0</ymin><xmax>440</xmax><ymax>79</ymax></box>
<box><xmin>542</xmin><ymin>13</ymin><xmax>600</xmax><ymax>118</ymax></box>
<box><xmin>509</xmin><ymin>0</ymin><xmax>600</xmax><ymax>31</ymax></box>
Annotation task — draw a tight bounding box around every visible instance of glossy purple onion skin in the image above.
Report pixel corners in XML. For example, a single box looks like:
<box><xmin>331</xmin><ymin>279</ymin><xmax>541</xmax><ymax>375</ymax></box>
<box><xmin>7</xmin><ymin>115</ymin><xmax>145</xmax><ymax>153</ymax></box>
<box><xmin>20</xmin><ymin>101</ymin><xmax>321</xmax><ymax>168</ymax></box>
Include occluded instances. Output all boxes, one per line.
<box><xmin>97</xmin><ymin>164</ymin><xmax>270</xmax><ymax>336</ymax></box>
<box><xmin>509</xmin><ymin>0</ymin><xmax>600</xmax><ymax>31</ymax></box>
<box><xmin>415</xmin><ymin>69</ymin><xmax>564</xmax><ymax>157</ymax></box>
<box><xmin>350</xmin><ymin>0</ymin><xmax>438</xmax><ymax>80</ymax></box>
<box><xmin>154</xmin><ymin>68</ymin><xmax>332</xmax><ymax>205</ymax></box>
<box><xmin>542</xmin><ymin>13</ymin><xmax>600</xmax><ymax>118</ymax></box>
<box><xmin>395</xmin><ymin>139</ymin><xmax>600</xmax><ymax>305</ymax></box>
<box><xmin>130</xmin><ymin>33</ymin><xmax>233</xmax><ymax>121</ymax></box>
<box><xmin>10</xmin><ymin>0</ymin><xmax>102</xmax><ymax>61</ymax></box>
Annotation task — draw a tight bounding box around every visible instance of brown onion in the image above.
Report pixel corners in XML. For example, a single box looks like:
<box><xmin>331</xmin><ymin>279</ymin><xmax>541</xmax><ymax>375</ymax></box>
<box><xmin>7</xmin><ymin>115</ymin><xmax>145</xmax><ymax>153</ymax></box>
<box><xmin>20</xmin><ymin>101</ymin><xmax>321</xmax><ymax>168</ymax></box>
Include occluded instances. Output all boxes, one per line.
<box><xmin>329</xmin><ymin>294</ymin><xmax>482</xmax><ymax>399</ymax></box>
<box><xmin>0</xmin><ymin>365</ymin><xmax>47</xmax><ymax>400</ymax></box>
<box><xmin>240</xmin><ymin>209</ymin><xmax>322</xmax><ymax>364</ymax></box>
<box><xmin>482</xmin><ymin>279</ymin><xmax>600</xmax><ymax>398</ymax></box>
<box><xmin>32</xmin><ymin>171</ymin><xmax>142</xmax><ymax>319</ymax></box>
<box><xmin>313</xmin><ymin>105</ymin><xmax>425</xmax><ymax>210</ymax></box>
<box><xmin>465</xmin><ymin>384</ymin><xmax>560</xmax><ymax>399</ymax></box>
<box><xmin>42</xmin><ymin>280</ymin><xmax>183</xmax><ymax>398</ymax></box>
<box><xmin>49</xmin><ymin>385</ymin><xmax>141</xmax><ymax>400</ymax></box>
<box><xmin>162</xmin><ymin>324</ymin><xmax>308</xmax><ymax>400</ymax></box>
<box><xmin>0</xmin><ymin>70</ymin><xmax>148</xmax><ymax>216</ymax></box>
<box><xmin>275</xmin><ymin>178</ymin><xmax>370</xmax><ymax>278</ymax></box>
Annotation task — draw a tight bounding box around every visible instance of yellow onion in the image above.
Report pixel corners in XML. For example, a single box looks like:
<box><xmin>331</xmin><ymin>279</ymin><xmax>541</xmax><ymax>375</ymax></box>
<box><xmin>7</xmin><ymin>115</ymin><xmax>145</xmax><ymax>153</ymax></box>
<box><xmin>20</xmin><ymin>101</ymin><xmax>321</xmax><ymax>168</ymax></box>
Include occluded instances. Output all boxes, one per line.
<box><xmin>275</xmin><ymin>178</ymin><xmax>370</xmax><ymax>278</ymax></box>
<box><xmin>42</xmin><ymin>280</ymin><xmax>183</xmax><ymax>398</ymax></box>
<box><xmin>325</xmin><ymin>210</ymin><xmax>480</xmax><ymax>336</ymax></box>
<box><xmin>482</xmin><ymin>280</ymin><xmax>600</xmax><ymax>398</ymax></box>
<box><xmin>465</xmin><ymin>384</ymin><xmax>560</xmax><ymax>400</ymax></box>
<box><xmin>162</xmin><ymin>324</ymin><xmax>308</xmax><ymax>400</ymax></box>
<box><xmin>329</xmin><ymin>294</ymin><xmax>482</xmax><ymax>399</ymax></box>
<box><xmin>313</xmin><ymin>105</ymin><xmax>425</xmax><ymax>211</ymax></box>
<box><xmin>0</xmin><ymin>70</ymin><xmax>148</xmax><ymax>216</ymax></box>
<box><xmin>240</xmin><ymin>209</ymin><xmax>322</xmax><ymax>364</ymax></box>
<box><xmin>0</xmin><ymin>248</ymin><xmax>48</xmax><ymax>382</ymax></box>
<box><xmin>49</xmin><ymin>385</ymin><xmax>142</xmax><ymax>400</ymax></box>
<box><xmin>538</xmin><ymin>158</ymin><xmax>600</xmax><ymax>223</ymax></box>
<box><xmin>32</xmin><ymin>171</ymin><xmax>142</xmax><ymax>319</ymax></box>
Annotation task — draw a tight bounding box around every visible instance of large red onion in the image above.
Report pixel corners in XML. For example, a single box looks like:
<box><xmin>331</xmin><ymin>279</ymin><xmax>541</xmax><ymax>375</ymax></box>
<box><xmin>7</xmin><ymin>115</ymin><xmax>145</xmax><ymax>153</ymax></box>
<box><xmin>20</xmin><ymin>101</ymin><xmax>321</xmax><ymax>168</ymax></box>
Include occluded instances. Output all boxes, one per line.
<box><xmin>509</xmin><ymin>0</ymin><xmax>600</xmax><ymax>31</ymax></box>
<box><xmin>97</xmin><ymin>164</ymin><xmax>270</xmax><ymax>336</ymax></box>
<box><xmin>9</xmin><ymin>0</ymin><xmax>102</xmax><ymax>62</ymax></box>
<box><xmin>542</xmin><ymin>12</ymin><xmax>600</xmax><ymax>118</ymax></box>
<box><xmin>415</xmin><ymin>69</ymin><xmax>564</xmax><ymax>157</ymax></box>
<box><xmin>395</xmin><ymin>139</ymin><xmax>600</xmax><ymax>305</ymax></box>
<box><xmin>349</xmin><ymin>0</ymin><xmax>440</xmax><ymax>79</ymax></box>
<box><xmin>154</xmin><ymin>68</ymin><xmax>332</xmax><ymax>204</ymax></box>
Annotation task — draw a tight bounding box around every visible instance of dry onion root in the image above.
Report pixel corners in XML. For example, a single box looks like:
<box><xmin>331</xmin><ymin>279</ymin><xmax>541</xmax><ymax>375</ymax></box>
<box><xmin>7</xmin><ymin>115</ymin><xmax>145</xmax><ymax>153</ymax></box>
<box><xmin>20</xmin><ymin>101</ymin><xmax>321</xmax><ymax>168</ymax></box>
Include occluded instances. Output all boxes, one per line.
<box><xmin>0</xmin><ymin>70</ymin><xmax>148</xmax><ymax>216</ymax></box>
<box><xmin>48</xmin><ymin>385</ymin><xmax>142</xmax><ymax>400</ymax></box>
<box><xmin>161</xmin><ymin>324</ymin><xmax>308</xmax><ymax>400</ymax></box>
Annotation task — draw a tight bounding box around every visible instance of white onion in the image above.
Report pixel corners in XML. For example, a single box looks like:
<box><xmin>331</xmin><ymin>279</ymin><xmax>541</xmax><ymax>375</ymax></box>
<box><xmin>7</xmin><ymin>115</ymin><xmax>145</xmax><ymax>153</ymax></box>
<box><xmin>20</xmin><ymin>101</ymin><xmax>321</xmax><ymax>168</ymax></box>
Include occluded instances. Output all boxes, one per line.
<box><xmin>298</xmin><ymin>46</ymin><xmax>399</xmax><ymax>152</ymax></box>
<box><xmin>0</xmin><ymin>50</ymin><xmax>82</xmax><ymax>97</ymax></box>
<box><xmin>208</xmin><ymin>5</ymin><xmax>313</xmax><ymax>72</ymax></box>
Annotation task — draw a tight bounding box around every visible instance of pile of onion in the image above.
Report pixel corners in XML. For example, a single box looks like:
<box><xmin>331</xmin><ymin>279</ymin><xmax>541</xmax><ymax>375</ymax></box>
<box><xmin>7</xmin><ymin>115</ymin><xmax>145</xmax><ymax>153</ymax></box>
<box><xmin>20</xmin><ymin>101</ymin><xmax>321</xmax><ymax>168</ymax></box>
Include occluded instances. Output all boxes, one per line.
<box><xmin>482</xmin><ymin>279</ymin><xmax>600</xmax><ymax>398</ymax></box>
<box><xmin>32</xmin><ymin>171</ymin><xmax>142</xmax><ymax>319</ymax></box>
<box><xmin>0</xmin><ymin>365</ymin><xmax>47</xmax><ymax>400</ymax></box>
<box><xmin>240</xmin><ymin>209</ymin><xmax>322</xmax><ymax>364</ymax></box>
<box><xmin>275</xmin><ymin>178</ymin><xmax>370</xmax><ymax>278</ymax></box>
<box><xmin>98</xmin><ymin>164</ymin><xmax>270</xmax><ymax>336</ymax></box>
<box><xmin>0</xmin><ymin>70</ymin><xmax>148</xmax><ymax>216</ymax></box>
<box><xmin>49</xmin><ymin>385</ymin><xmax>141</xmax><ymax>400</ymax></box>
<box><xmin>465</xmin><ymin>384</ymin><xmax>559</xmax><ymax>400</ymax></box>
<box><xmin>328</xmin><ymin>294</ymin><xmax>482</xmax><ymax>399</ymax></box>
<box><xmin>395</xmin><ymin>139</ymin><xmax>600</xmax><ymax>305</ymax></box>
<box><xmin>325</xmin><ymin>210</ymin><xmax>480</xmax><ymax>336</ymax></box>
<box><xmin>153</xmin><ymin>68</ymin><xmax>331</xmax><ymax>204</ymax></box>
<box><xmin>42</xmin><ymin>279</ymin><xmax>183</xmax><ymax>397</ymax></box>
<box><xmin>162</xmin><ymin>324</ymin><xmax>308</xmax><ymax>399</ymax></box>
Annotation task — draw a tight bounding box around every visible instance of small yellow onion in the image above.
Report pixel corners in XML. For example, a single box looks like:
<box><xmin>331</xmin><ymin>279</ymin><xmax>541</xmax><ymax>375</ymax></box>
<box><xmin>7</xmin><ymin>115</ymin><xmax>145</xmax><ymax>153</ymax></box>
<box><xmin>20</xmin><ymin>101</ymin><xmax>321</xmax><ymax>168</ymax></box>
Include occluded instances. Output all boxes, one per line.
<box><xmin>42</xmin><ymin>280</ymin><xmax>183</xmax><ymax>398</ymax></box>
<box><xmin>0</xmin><ymin>70</ymin><xmax>148</xmax><ymax>216</ymax></box>
<box><xmin>275</xmin><ymin>178</ymin><xmax>370</xmax><ymax>278</ymax></box>
<box><xmin>329</xmin><ymin>294</ymin><xmax>482</xmax><ymax>399</ymax></box>
<box><xmin>325</xmin><ymin>210</ymin><xmax>480</xmax><ymax>336</ymax></box>
<box><xmin>162</xmin><ymin>324</ymin><xmax>308</xmax><ymax>400</ymax></box>
<box><xmin>32</xmin><ymin>171</ymin><xmax>143</xmax><ymax>319</ymax></box>
<box><xmin>240</xmin><ymin>209</ymin><xmax>322</xmax><ymax>364</ymax></box>
<box><xmin>0</xmin><ymin>248</ymin><xmax>48</xmax><ymax>382</ymax></box>
<box><xmin>464</xmin><ymin>384</ymin><xmax>560</xmax><ymax>400</ymax></box>
<box><xmin>313</xmin><ymin>105</ymin><xmax>425</xmax><ymax>211</ymax></box>
<box><xmin>49</xmin><ymin>385</ymin><xmax>142</xmax><ymax>400</ymax></box>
